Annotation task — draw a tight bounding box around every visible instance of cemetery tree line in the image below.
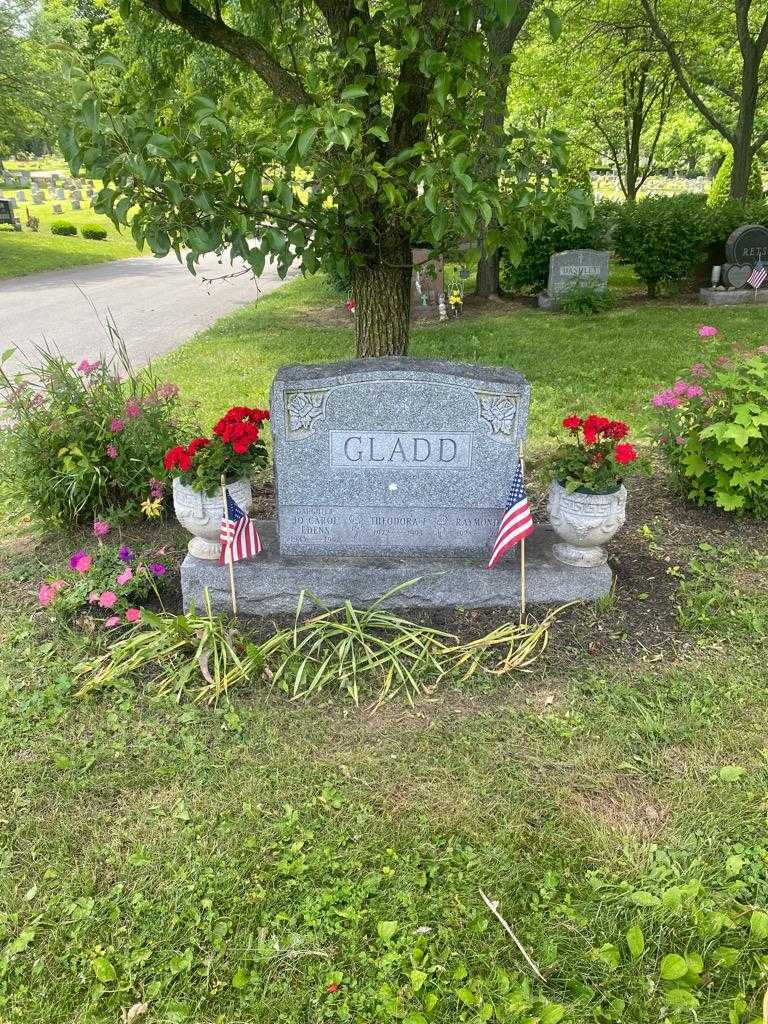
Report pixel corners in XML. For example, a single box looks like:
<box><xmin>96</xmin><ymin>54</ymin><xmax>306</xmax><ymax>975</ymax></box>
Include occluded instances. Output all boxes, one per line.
<box><xmin>63</xmin><ymin>0</ymin><xmax>567</xmax><ymax>356</ymax></box>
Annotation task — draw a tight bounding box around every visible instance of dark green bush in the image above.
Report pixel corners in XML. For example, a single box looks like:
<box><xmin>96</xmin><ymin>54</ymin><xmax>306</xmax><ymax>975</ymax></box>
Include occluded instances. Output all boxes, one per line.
<box><xmin>612</xmin><ymin>195</ymin><xmax>709</xmax><ymax>296</ymax></box>
<box><xmin>50</xmin><ymin>219</ymin><xmax>77</xmax><ymax>236</ymax></box>
<box><xmin>80</xmin><ymin>222</ymin><xmax>108</xmax><ymax>240</ymax></box>
<box><xmin>707</xmin><ymin>152</ymin><xmax>764</xmax><ymax>207</ymax></box>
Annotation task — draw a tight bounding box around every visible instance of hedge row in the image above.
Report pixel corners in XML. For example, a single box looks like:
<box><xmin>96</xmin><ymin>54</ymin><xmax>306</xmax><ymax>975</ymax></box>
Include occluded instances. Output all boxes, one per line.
<box><xmin>501</xmin><ymin>194</ymin><xmax>768</xmax><ymax>297</ymax></box>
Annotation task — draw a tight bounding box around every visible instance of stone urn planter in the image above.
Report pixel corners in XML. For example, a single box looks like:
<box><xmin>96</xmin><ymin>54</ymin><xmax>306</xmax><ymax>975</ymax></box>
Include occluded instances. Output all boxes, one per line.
<box><xmin>547</xmin><ymin>480</ymin><xmax>627</xmax><ymax>567</ymax></box>
<box><xmin>173</xmin><ymin>477</ymin><xmax>252</xmax><ymax>560</ymax></box>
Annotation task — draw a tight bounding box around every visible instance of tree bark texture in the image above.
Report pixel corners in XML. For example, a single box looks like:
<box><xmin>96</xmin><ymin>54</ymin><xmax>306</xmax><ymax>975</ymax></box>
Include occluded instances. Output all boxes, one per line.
<box><xmin>352</xmin><ymin>232</ymin><xmax>412</xmax><ymax>357</ymax></box>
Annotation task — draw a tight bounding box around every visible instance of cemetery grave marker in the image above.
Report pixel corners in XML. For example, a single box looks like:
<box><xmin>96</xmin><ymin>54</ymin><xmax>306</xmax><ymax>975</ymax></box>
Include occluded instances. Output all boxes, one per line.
<box><xmin>181</xmin><ymin>359</ymin><xmax>612</xmax><ymax>614</ymax></box>
<box><xmin>539</xmin><ymin>249</ymin><xmax>610</xmax><ymax>309</ymax></box>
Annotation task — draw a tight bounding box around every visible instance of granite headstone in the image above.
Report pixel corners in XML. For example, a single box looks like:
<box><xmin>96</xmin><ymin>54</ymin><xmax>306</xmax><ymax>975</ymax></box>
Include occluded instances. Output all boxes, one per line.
<box><xmin>181</xmin><ymin>358</ymin><xmax>613</xmax><ymax>614</ymax></box>
<box><xmin>547</xmin><ymin>249</ymin><xmax>610</xmax><ymax>299</ymax></box>
<box><xmin>272</xmin><ymin>359</ymin><xmax>529</xmax><ymax>557</ymax></box>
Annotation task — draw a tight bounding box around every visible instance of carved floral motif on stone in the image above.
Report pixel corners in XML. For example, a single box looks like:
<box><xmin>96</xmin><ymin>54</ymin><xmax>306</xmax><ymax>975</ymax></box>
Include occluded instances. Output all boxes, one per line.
<box><xmin>284</xmin><ymin>389</ymin><xmax>328</xmax><ymax>438</ymax></box>
<box><xmin>475</xmin><ymin>392</ymin><xmax>519</xmax><ymax>443</ymax></box>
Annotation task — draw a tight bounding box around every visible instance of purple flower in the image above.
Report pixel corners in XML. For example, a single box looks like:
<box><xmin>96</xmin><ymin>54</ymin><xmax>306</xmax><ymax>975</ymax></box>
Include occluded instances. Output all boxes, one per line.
<box><xmin>110</xmin><ymin>418</ymin><xmax>125</xmax><ymax>433</ymax></box>
<box><xmin>149</xmin><ymin>563</ymin><xmax>166</xmax><ymax>577</ymax></box>
<box><xmin>76</xmin><ymin>358</ymin><xmax>101</xmax><ymax>376</ymax></box>
<box><xmin>686</xmin><ymin>385</ymin><xmax>704</xmax><ymax>398</ymax></box>
<box><xmin>118</xmin><ymin>545</ymin><xmax>134</xmax><ymax>563</ymax></box>
<box><xmin>149</xmin><ymin>477</ymin><xmax>165</xmax><ymax>500</ymax></box>
<box><xmin>125</xmin><ymin>399</ymin><xmax>141</xmax><ymax>419</ymax></box>
<box><xmin>106</xmin><ymin>443</ymin><xmax>118</xmax><ymax>459</ymax></box>
<box><xmin>92</xmin><ymin>520</ymin><xmax>110</xmax><ymax>538</ymax></box>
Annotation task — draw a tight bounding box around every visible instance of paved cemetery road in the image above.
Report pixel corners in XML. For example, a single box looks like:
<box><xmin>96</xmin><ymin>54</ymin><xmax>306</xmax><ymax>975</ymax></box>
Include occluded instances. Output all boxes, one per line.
<box><xmin>0</xmin><ymin>251</ymin><xmax>296</xmax><ymax>376</ymax></box>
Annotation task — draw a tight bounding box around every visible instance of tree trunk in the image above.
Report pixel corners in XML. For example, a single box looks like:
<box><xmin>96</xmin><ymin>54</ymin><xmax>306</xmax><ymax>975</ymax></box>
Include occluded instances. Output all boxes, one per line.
<box><xmin>352</xmin><ymin>237</ymin><xmax>412</xmax><ymax>357</ymax></box>
<box><xmin>731</xmin><ymin>57</ymin><xmax>758</xmax><ymax>198</ymax></box>
<box><xmin>730</xmin><ymin>134</ymin><xmax>754</xmax><ymax>198</ymax></box>
<box><xmin>475</xmin><ymin>240</ymin><xmax>500</xmax><ymax>297</ymax></box>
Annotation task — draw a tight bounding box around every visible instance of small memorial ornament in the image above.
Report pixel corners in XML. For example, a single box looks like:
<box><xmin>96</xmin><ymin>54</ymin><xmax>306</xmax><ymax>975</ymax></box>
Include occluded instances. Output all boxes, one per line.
<box><xmin>546</xmin><ymin>414</ymin><xmax>639</xmax><ymax>567</ymax></box>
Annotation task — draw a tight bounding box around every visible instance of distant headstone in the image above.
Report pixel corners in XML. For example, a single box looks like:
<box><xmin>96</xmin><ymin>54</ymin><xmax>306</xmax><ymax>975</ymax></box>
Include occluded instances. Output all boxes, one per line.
<box><xmin>546</xmin><ymin>249</ymin><xmax>610</xmax><ymax>301</ymax></box>
<box><xmin>16</xmin><ymin>191</ymin><xmax>25</xmax><ymax>201</ymax></box>
<box><xmin>411</xmin><ymin>248</ymin><xmax>444</xmax><ymax>317</ymax></box>
<box><xmin>52</xmin><ymin>203</ymin><xmax>63</xmax><ymax>213</ymax></box>
<box><xmin>0</xmin><ymin>198</ymin><xmax>14</xmax><ymax>226</ymax></box>
<box><xmin>32</xmin><ymin>194</ymin><xmax>43</xmax><ymax>205</ymax></box>
<box><xmin>725</xmin><ymin>223</ymin><xmax>768</xmax><ymax>265</ymax></box>
<box><xmin>71</xmin><ymin>189</ymin><xmax>82</xmax><ymax>200</ymax></box>
<box><xmin>181</xmin><ymin>358</ymin><xmax>613</xmax><ymax>614</ymax></box>
<box><xmin>55</xmin><ymin>188</ymin><xmax>65</xmax><ymax>199</ymax></box>
<box><xmin>71</xmin><ymin>199</ymin><xmax>81</xmax><ymax>210</ymax></box>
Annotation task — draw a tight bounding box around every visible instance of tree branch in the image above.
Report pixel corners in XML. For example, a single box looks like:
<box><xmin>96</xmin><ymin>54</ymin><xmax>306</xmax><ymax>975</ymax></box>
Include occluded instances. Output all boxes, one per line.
<box><xmin>638</xmin><ymin>0</ymin><xmax>734</xmax><ymax>142</ymax></box>
<box><xmin>138</xmin><ymin>0</ymin><xmax>310</xmax><ymax>104</ymax></box>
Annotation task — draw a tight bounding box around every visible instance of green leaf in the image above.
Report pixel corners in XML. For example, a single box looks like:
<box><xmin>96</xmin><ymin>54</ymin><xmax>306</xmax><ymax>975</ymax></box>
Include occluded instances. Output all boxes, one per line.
<box><xmin>750</xmin><ymin>910</ymin><xmax>768</xmax><ymax>939</ymax></box>
<box><xmin>660</xmin><ymin>953</ymin><xmax>688</xmax><ymax>981</ymax></box>
<box><xmin>368</xmin><ymin>125</ymin><xmax>388</xmax><ymax>142</ymax></box>
<box><xmin>626</xmin><ymin>925</ymin><xmax>644</xmax><ymax>959</ymax></box>
<box><xmin>377</xmin><ymin>920</ymin><xmax>397</xmax><ymax>942</ymax></box>
<box><xmin>341</xmin><ymin>84</ymin><xmax>368</xmax><ymax>99</ymax></box>
<box><xmin>95</xmin><ymin>53</ymin><xmax>125</xmax><ymax>69</ymax></box>
<box><xmin>231</xmin><ymin>967</ymin><xmax>250</xmax><ymax>989</ymax></box>
<box><xmin>456</xmin><ymin>987</ymin><xmax>476</xmax><ymax>1007</ymax></box>
<box><xmin>719</xmin><ymin>764</ymin><xmax>745</xmax><ymax>782</ymax></box>
<box><xmin>410</xmin><ymin>968</ymin><xmax>427</xmax><ymax>992</ymax></box>
<box><xmin>542</xmin><ymin>6</ymin><xmax>562</xmax><ymax>39</ymax></box>
<box><xmin>540</xmin><ymin>1006</ymin><xmax>566</xmax><ymax>1024</ymax></box>
<box><xmin>297</xmin><ymin>127</ymin><xmax>317</xmax><ymax>158</ymax></box>
<box><xmin>628</xmin><ymin>891</ymin><xmax>660</xmax><ymax>907</ymax></box>
<box><xmin>82</xmin><ymin>97</ymin><xmax>98</xmax><ymax>133</ymax></box>
<box><xmin>1</xmin><ymin>347</ymin><xmax>16</xmax><ymax>364</ymax></box>
<box><xmin>243</xmin><ymin>168</ymin><xmax>261</xmax><ymax>206</ymax></box>
<box><xmin>118</xmin><ymin>0</ymin><xmax>131</xmax><ymax>18</ymax></box>
<box><xmin>665</xmin><ymin>989</ymin><xmax>699</xmax><ymax>1009</ymax></box>
<box><xmin>92</xmin><ymin>957</ymin><xmax>117</xmax><ymax>983</ymax></box>
<box><xmin>196</xmin><ymin>149</ymin><xmax>216</xmax><ymax>179</ymax></box>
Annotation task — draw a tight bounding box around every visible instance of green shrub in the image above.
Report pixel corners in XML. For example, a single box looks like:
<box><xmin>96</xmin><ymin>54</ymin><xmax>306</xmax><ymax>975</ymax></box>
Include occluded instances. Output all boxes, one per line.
<box><xmin>50</xmin><ymin>219</ymin><xmax>77</xmax><ymax>236</ymax></box>
<box><xmin>612</xmin><ymin>194</ymin><xmax>708</xmax><ymax>296</ymax></box>
<box><xmin>558</xmin><ymin>282</ymin><xmax>617</xmax><ymax>314</ymax></box>
<box><xmin>80</xmin><ymin>222</ymin><xmax>108</xmax><ymax>240</ymax></box>
<box><xmin>707</xmin><ymin>152</ymin><xmax>764</xmax><ymax>207</ymax></box>
<box><xmin>651</xmin><ymin>335</ymin><xmax>768</xmax><ymax>515</ymax></box>
<box><xmin>0</xmin><ymin>328</ymin><xmax>197</xmax><ymax>526</ymax></box>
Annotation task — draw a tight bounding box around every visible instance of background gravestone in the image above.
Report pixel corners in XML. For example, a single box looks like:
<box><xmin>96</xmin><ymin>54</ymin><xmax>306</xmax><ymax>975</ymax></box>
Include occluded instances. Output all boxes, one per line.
<box><xmin>539</xmin><ymin>250</ymin><xmax>609</xmax><ymax>308</ymax></box>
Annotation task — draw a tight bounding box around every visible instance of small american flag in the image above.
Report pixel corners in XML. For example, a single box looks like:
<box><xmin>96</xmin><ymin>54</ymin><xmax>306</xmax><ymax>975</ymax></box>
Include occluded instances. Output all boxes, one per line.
<box><xmin>219</xmin><ymin>490</ymin><xmax>261</xmax><ymax>565</ymax></box>
<box><xmin>488</xmin><ymin>463</ymin><xmax>534</xmax><ymax>569</ymax></box>
<box><xmin>748</xmin><ymin>257</ymin><xmax>767</xmax><ymax>290</ymax></box>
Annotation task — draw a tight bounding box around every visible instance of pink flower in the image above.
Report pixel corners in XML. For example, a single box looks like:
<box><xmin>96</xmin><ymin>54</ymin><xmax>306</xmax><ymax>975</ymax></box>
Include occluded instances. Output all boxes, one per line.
<box><xmin>698</xmin><ymin>325</ymin><xmax>718</xmax><ymax>338</ymax></box>
<box><xmin>38</xmin><ymin>579</ymin><xmax>65</xmax><ymax>607</ymax></box>
<box><xmin>149</xmin><ymin>562</ymin><xmax>166</xmax><ymax>577</ymax></box>
<box><xmin>69</xmin><ymin>551</ymin><xmax>92</xmax><ymax>573</ymax></box>
<box><xmin>690</xmin><ymin>363</ymin><xmax>708</xmax><ymax>377</ymax></box>
<box><xmin>125</xmin><ymin>399</ymin><xmax>141</xmax><ymax>419</ymax></box>
<box><xmin>116</xmin><ymin>567</ymin><xmax>133</xmax><ymax>585</ymax></box>
<box><xmin>88</xmin><ymin>591</ymin><xmax>99</xmax><ymax>604</ymax></box>
<box><xmin>125</xmin><ymin>607</ymin><xmax>141</xmax><ymax>623</ymax></box>
<box><xmin>76</xmin><ymin>358</ymin><xmax>101</xmax><ymax>375</ymax></box>
<box><xmin>715</xmin><ymin>355</ymin><xmax>731</xmax><ymax>367</ymax></box>
<box><xmin>149</xmin><ymin>478</ymin><xmax>164</xmax><ymax>500</ymax></box>
<box><xmin>757</xmin><ymin>345</ymin><xmax>768</xmax><ymax>354</ymax></box>
<box><xmin>106</xmin><ymin>444</ymin><xmax>118</xmax><ymax>459</ymax></box>
<box><xmin>686</xmin><ymin>385</ymin><xmax>704</xmax><ymax>398</ymax></box>
<box><xmin>651</xmin><ymin>393</ymin><xmax>666</xmax><ymax>407</ymax></box>
<box><xmin>673</xmin><ymin>379</ymin><xmax>689</xmax><ymax>395</ymax></box>
<box><xmin>110</xmin><ymin>418</ymin><xmax>125</xmax><ymax>433</ymax></box>
<box><xmin>92</xmin><ymin>520</ymin><xmax>110</xmax><ymax>538</ymax></box>
<box><xmin>667</xmin><ymin>396</ymin><xmax>681</xmax><ymax>408</ymax></box>
<box><xmin>98</xmin><ymin>591</ymin><xmax>118</xmax><ymax>609</ymax></box>
<box><xmin>160</xmin><ymin>383</ymin><xmax>179</xmax><ymax>399</ymax></box>
<box><xmin>675</xmin><ymin>436</ymin><xmax>685</xmax><ymax>445</ymax></box>
<box><xmin>104</xmin><ymin>616</ymin><xmax>121</xmax><ymax>628</ymax></box>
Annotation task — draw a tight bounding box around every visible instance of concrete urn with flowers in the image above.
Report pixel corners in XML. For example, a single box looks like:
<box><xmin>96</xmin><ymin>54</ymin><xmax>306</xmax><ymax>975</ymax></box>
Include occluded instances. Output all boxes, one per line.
<box><xmin>546</xmin><ymin>414</ymin><xmax>639</xmax><ymax>567</ymax></box>
<box><xmin>166</xmin><ymin>406</ymin><xmax>270</xmax><ymax>560</ymax></box>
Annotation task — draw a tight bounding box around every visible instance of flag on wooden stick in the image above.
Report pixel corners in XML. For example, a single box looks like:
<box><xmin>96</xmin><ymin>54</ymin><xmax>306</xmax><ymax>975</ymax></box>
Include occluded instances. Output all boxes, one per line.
<box><xmin>488</xmin><ymin>463</ymin><xmax>534</xmax><ymax>569</ymax></box>
<box><xmin>219</xmin><ymin>490</ymin><xmax>261</xmax><ymax>565</ymax></box>
<box><xmin>748</xmin><ymin>257</ymin><xmax>767</xmax><ymax>291</ymax></box>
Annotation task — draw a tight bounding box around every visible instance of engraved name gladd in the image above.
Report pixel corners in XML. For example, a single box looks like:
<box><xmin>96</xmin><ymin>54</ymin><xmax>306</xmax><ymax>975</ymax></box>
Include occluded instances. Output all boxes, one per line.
<box><xmin>329</xmin><ymin>430</ymin><xmax>472</xmax><ymax>469</ymax></box>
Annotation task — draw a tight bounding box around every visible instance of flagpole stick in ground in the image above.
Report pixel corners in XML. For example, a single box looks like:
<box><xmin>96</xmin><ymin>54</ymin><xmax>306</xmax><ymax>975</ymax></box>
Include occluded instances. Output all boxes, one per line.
<box><xmin>519</xmin><ymin>442</ymin><xmax>527</xmax><ymax>618</ymax></box>
<box><xmin>220</xmin><ymin>474</ymin><xmax>238</xmax><ymax>615</ymax></box>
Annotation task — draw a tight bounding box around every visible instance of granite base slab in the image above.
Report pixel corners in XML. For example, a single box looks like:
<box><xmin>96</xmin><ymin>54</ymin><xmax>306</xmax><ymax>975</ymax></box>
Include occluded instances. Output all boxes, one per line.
<box><xmin>699</xmin><ymin>287</ymin><xmax>768</xmax><ymax>306</ymax></box>
<box><xmin>180</xmin><ymin>523</ymin><xmax>612</xmax><ymax>616</ymax></box>
<box><xmin>537</xmin><ymin>292</ymin><xmax>559</xmax><ymax>310</ymax></box>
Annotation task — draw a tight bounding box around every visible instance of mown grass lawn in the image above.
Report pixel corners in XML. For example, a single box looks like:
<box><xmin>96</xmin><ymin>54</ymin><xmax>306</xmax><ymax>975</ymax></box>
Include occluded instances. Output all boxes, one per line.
<box><xmin>0</xmin><ymin>190</ymin><xmax>140</xmax><ymax>279</ymax></box>
<box><xmin>2</xmin><ymin>278</ymin><xmax>768</xmax><ymax>1023</ymax></box>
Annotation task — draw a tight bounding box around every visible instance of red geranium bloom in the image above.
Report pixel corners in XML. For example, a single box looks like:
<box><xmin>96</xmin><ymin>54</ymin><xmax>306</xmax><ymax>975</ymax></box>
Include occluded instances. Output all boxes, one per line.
<box><xmin>583</xmin><ymin>414</ymin><xmax>611</xmax><ymax>433</ymax></box>
<box><xmin>614</xmin><ymin>442</ymin><xmax>637</xmax><ymax>464</ymax></box>
<box><xmin>606</xmin><ymin>420</ymin><xmax>629</xmax><ymax>440</ymax></box>
<box><xmin>326</xmin><ymin>983</ymin><xmax>340</xmax><ymax>994</ymax></box>
<box><xmin>562</xmin><ymin>415</ymin><xmax>583</xmax><ymax>430</ymax></box>
<box><xmin>187</xmin><ymin>437</ymin><xmax>210</xmax><ymax>455</ymax></box>
<box><xmin>163</xmin><ymin>445</ymin><xmax>192</xmax><ymax>472</ymax></box>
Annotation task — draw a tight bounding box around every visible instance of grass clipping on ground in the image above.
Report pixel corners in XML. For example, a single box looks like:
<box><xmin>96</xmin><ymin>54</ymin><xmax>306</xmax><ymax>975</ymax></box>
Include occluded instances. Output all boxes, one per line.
<box><xmin>74</xmin><ymin>583</ymin><xmax>564</xmax><ymax>706</ymax></box>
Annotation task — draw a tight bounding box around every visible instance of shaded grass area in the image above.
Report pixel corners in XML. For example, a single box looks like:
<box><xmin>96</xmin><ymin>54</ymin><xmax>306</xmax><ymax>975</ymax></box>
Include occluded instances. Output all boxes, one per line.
<box><xmin>3</xmin><ymin>281</ymin><xmax>768</xmax><ymax>1021</ymax></box>
<box><xmin>159</xmin><ymin>272</ymin><xmax>765</xmax><ymax>443</ymax></box>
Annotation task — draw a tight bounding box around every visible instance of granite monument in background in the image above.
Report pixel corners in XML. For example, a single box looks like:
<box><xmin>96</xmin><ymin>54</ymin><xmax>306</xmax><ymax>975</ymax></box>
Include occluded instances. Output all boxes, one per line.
<box><xmin>181</xmin><ymin>359</ymin><xmax>612</xmax><ymax>615</ymax></box>
<box><xmin>538</xmin><ymin>249</ymin><xmax>610</xmax><ymax>309</ymax></box>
